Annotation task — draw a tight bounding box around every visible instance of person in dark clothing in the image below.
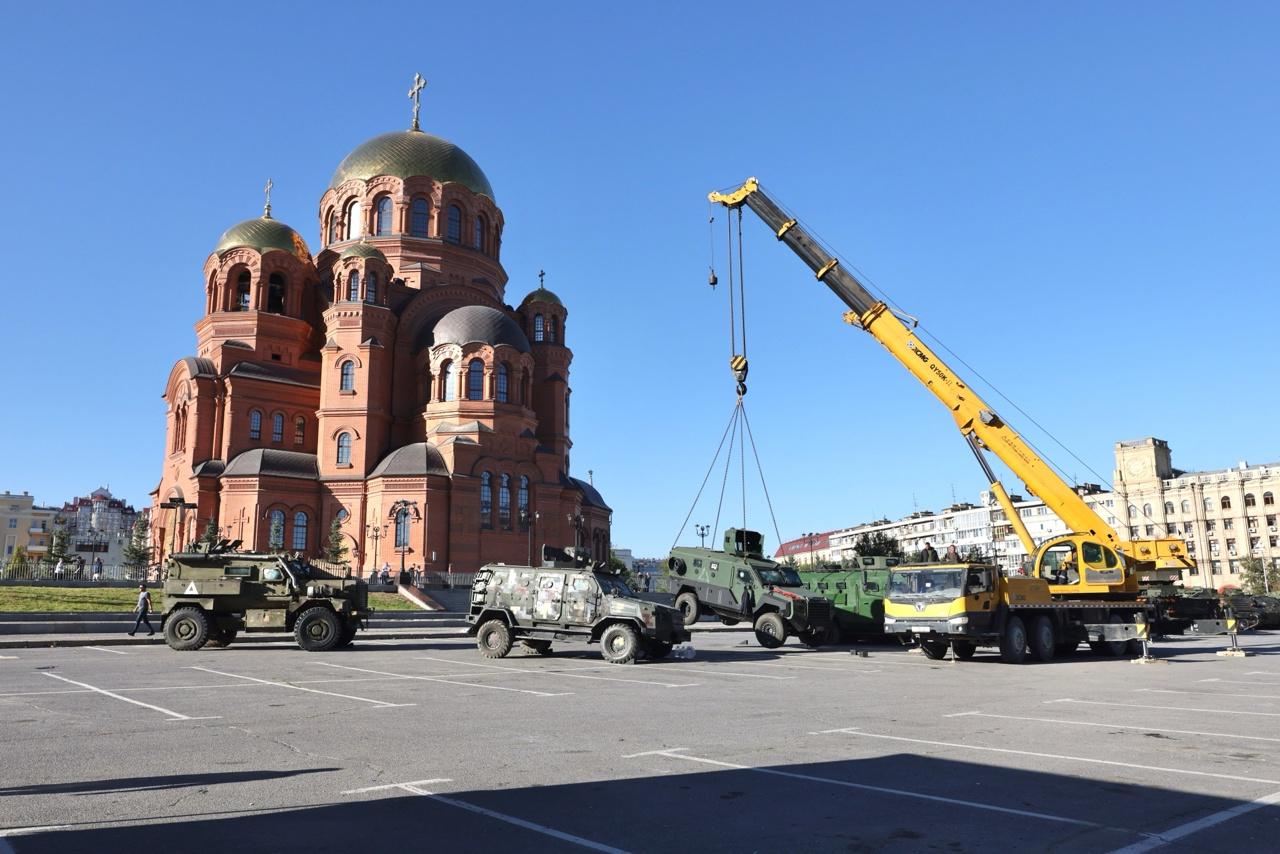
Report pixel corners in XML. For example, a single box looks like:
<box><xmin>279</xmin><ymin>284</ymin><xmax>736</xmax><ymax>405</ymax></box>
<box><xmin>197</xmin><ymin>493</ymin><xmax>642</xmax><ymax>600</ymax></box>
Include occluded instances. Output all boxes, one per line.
<box><xmin>921</xmin><ymin>542</ymin><xmax>940</xmax><ymax>562</ymax></box>
<box><xmin>128</xmin><ymin>584</ymin><xmax>155</xmax><ymax>636</ymax></box>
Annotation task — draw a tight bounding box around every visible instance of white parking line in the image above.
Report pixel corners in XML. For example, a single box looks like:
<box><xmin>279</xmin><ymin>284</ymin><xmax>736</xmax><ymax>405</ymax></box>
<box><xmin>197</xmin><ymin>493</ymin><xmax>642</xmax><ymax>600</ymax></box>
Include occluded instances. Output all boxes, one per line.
<box><xmin>1106</xmin><ymin>790</ymin><xmax>1280</xmax><ymax>854</ymax></box>
<box><xmin>0</xmin><ymin>826</ymin><xmax>70</xmax><ymax>837</ymax></box>
<box><xmin>814</xmin><ymin>728</ymin><xmax>1280</xmax><ymax>786</ymax></box>
<box><xmin>635</xmin><ymin>663</ymin><xmax>796</xmax><ymax>680</ymax></box>
<box><xmin>1137</xmin><ymin>688</ymin><xmax>1280</xmax><ymax>701</ymax></box>
<box><xmin>313</xmin><ymin>662</ymin><xmax>573</xmax><ymax>697</ymax></box>
<box><xmin>342</xmin><ymin>778</ymin><xmax>452</xmax><ymax>794</ymax></box>
<box><xmin>416</xmin><ymin>655</ymin><xmax>698</xmax><ymax>688</ymax></box>
<box><xmin>1046</xmin><ymin>698</ymin><xmax>1280</xmax><ymax>718</ymax></box>
<box><xmin>735</xmin><ymin>660</ymin><xmax>884</xmax><ymax>674</ymax></box>
<box><xmin>1200</xmin><ymin>677</ymin><xmax>1280</xmax><ymax>686</ymax></box>
<box><xmin>189</xmin><ymin>666</ymin><xmax>415</xmax><ymax>708</ymax></box>
<box><xmin>945</xmin><ymin>712</ymin><xmax>1280</xmax><ymax>745</ymax></box>
<box><xmin>42</xmin><ymin>673</ymin><xmax>215</xmax><ymax>722</ymax></box>
<box><xmin>626</xmin><ymin>749</ymin><xmax>1109</xmax><ymax>830</ymax></box>
<box><xmin>84</xmin><ymin>647</ymin><xmax>129</xmax><ymax>655</ymax></box>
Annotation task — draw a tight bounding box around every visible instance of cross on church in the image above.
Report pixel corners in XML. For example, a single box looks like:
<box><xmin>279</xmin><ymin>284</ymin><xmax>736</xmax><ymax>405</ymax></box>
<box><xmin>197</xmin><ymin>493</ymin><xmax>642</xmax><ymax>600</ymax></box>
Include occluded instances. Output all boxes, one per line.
<box><xmin>538</xmin><ymin>269</ymin><xmax>545</xmax><ymax>288</ymax></box>
<box><xmin>263</xmin><ymin>178</ymin><xmax>273</xmax><ymax>218</ymax></box>
<box><xmin>408</xmin><ymin>73</ymin><xmax>426</xmax><ymax>131</ymax></box>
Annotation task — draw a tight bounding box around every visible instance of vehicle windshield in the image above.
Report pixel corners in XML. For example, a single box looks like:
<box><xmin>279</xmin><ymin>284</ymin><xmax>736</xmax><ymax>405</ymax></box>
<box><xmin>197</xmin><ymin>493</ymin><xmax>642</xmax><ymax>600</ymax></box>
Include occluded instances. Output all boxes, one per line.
<box><xmin>757</xmin><ymin>567</ymin><xmax>805</xmax><ymax>587</ymax></box>
<box><xmin>889</xmin><ymin>569</ymin><xmax>965</xmax><ymax>599</ymax></box>
<box><xmin>286</xmin><ymin>559</ymin><xmax>313</xmax><ymax>580</ymax></box>
<box><xmin>594</xmin><ymin>573</ymin><xmax>635</xmax><ymax>597</ymax></box>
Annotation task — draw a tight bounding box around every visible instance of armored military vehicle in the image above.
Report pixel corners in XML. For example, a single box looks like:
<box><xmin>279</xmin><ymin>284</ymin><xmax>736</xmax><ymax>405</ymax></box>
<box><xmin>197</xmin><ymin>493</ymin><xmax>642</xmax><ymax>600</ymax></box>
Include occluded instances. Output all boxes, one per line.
<box><xmin>666</xmin><ymin>528</ymin><xmax>834</xmax><ymax>648</ymax></box>
<box><xmin>161</xmin><ymin>540</ymin><xmax>369</xmax><ymax>652</ymax></box>
<box><xmin>798</xmin><ymin>555</ymin><xmax>901</xmax><ymax>642</ymax></box>
<box><xmin>467</xmin><ymin>546</ymin><xmax>690</xmax><ymax>664</ymax></box>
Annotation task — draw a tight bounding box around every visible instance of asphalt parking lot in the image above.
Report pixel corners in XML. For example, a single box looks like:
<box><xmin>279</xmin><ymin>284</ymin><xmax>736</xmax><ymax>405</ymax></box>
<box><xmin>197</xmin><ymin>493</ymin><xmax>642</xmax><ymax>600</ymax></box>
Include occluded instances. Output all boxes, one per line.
<box><xmin>2</xmin><ymin>629</ymin><xmax>1279</xmax><ymax>853</ymax></box>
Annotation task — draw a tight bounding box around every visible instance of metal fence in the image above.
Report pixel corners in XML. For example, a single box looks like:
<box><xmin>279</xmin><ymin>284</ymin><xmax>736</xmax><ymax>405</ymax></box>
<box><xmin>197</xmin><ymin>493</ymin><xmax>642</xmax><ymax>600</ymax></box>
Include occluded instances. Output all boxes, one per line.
<box><xmin>1</xmin><ymin>558</ymin><xmax>157</xmax><ymax>584</ymax></box>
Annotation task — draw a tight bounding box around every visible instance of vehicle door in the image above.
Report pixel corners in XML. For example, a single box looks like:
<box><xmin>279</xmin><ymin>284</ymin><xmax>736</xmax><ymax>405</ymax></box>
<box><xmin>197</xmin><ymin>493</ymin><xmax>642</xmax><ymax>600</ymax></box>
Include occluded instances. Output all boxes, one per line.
<box><xmin>735</xmin><ymin>567</ymin><xmax>757</xmax><ymax>615</ymax></box>
<box><xmin>1081</xmin><ymin>541</ymin><xmax>1123</xmax><ymax>586</ymax></box>
<box><xmin>533</xmin><ymin>573</ymin><xmax>565</xmax><ymax>621</ymax></box>
<box><xmin>564</xmin><ymin>573</ymin><xmax>599</xmax><ymax>624</ymax></box>
<box><xmin>963</xmin><ymin>567</ymin><xmax>996</xmax><ymax>628</ymax></box>
<box><xmin>260</xmin><ymin>563</ymin><xmax>293</xmax><ymax>602</ymax></box>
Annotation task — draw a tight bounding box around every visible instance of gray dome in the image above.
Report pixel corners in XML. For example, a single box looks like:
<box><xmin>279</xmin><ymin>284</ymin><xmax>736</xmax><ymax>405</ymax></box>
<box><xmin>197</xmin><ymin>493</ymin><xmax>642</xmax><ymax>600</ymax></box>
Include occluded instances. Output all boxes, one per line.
<box><xmin>369</xmin><ymin>442</ymin><xmax>450</xmax><ymax>478</ymax></box>
<box><xmin>432</xmin><ymin>305</ymin><xmax>530</xmax><ymax>353</ymax></box>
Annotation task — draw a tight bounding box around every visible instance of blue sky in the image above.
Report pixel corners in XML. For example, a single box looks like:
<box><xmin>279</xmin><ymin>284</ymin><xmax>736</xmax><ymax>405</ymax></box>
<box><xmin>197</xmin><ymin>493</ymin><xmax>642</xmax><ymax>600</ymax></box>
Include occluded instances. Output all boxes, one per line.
<box><xmin>1</xmin><ymin>2</ymin><xmax>1276</xmax><ymax>557</ymax></box>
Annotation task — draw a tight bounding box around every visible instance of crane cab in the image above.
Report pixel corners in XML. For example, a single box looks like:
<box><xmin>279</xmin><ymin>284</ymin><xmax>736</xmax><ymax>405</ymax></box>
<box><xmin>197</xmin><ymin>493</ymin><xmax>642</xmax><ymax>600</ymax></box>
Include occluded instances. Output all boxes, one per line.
<box><xmin>1033</xmin><ymin>534</ymin><xmax>1136</xmax><ymax>597</ymax></box>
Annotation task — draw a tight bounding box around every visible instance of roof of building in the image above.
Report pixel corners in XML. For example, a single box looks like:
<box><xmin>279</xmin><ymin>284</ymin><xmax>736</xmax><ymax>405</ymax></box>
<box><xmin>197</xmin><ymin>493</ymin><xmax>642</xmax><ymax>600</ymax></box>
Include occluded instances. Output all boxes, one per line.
<box><xmin>566</xmin><ymin>475</ymin><xmax>611</xmax><ymax>511</ymax></box>
<box><xmin>432</xmin><ymin>305</ymin><xmax>530</xmax><ymax>353</ymax></box>
<box><xmin>223</xmin><ymin>449</ymin><xmax>319</xmax><ymax>480</ymax></box>
<box><xmin>774</xmin><ymin>531</ymin><xmax>834</xmax><ymax>558</ymax></box>
<box><xmin>227</xmin><ymin>361</ymin><xmax>320</xmax><ymax>389</ymax></box>
<box><xmin>192</xmin><ymin>459</ymin><xmax>225</xmax><ymax>477</ymax></box>
<box><xmin>181</xmin><ymin>357</ymin><xmax>217</xmax><ymax>379</ymax></box>
<box><xmin>368</xmin><ymin>442</ymin><xmax>450</xmax><ymax>478</ymax></box>
<box><xmin>329</xmin><ymin>130</ymin><xmax>494</xmax><ymax>199</ymax></box>
<box><xmin>339</xmin><ymin>241</ymin><xmax>387</xmax><ymax>261</ymax></box>
<box><xmin>214</xmin><ymin>216</ymin><xmax>312</xmax><ymax>263</ymax></box>
<box><xmin>519</xmin><ymin>286</ymin><xmax>562</xmax><ymax>308</ymax></box>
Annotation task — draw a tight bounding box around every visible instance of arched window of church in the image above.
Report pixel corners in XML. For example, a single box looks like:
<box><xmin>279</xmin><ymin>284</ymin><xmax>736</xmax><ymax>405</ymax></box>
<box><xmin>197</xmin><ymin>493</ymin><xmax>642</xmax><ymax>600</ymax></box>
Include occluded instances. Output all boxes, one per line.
<box><xmin>474</xmin><ymin>214</ymin><xmax>487</xmax><ymax>252</ymax></box>
<box><xmin>522</xmin><ymin>368</ymin><xmax>531</xmax><ymax>405</ymax></box>
<box><xmin>565</xmin><ymin>393</ymin><xmax>570</xmax><ymax>429</ymax></box>
<box><xmin>344</xmin><ymin>200</ymin><xmax>362</xmax><ymax>240</ymax></box>
<box><xmin>292</xmin><ymin>512</ymin><xmax>308</xmax><ymax>551</ymax></box>
<box><xmin>271</xmin><ymin>413</ymin><xmax>284</xmax><ymax>443</ymax></box>
<box><xmin>326</xmin><ymin>210</ymin><xmax>338</xmax><ymax>245</ymax></box>
<box><xmin>294</xmin><ymin>417</ymin><xmax>305</xmax><ymax>446</ymax></box>
<box><xmin>366</xmin><ymin>272</ymin><xmax>377</xmax><ymax>304</ymax></box>
<box><xmin>1221</xmin><ymin>496</ymin><xmax>1232</xmax><ymax>510</ymax></box>
<box><xmin>467</xmin><ymin>359</ymin><xmax>485</xmax><ymax>400</ymax></box>
<box><xmin>268</xmin><ymin>509</ymin><xmax>285</xmax><ymax>549</ymax></box>
<box><xmin>394</xmin><ymin>507</ymin><xmax>409</xmax><ymax>549</ymax></box>
<box><xmin>249</xmin><ymin>409</ymin><xmax>262</xmax><ymax>441</ymax></box>
<box><xmin>267</xmin><ymin>273</ymin><xmax>286</xmax><ymax>314</ymax></box>
<box><xmin>533</xmin><ymin>314</ymin><xmax>544</xmax><ymax>342</ymax></box>
<box><xmin>548</xmin><ymin>316</ymin><xmax>558</xmax><ymax>343</ymax></box>
<box><xmin>496</xmin><ymin>363</ymin><xmax>509</xmax><ymax>403</ymax></box>
<box><xmin>441</xmin><ymin>361</ymin><xmax>456</xmax><ymax>401</ymax></box>
<box><xmin>340</xmin><ymin>361</ymin><xmax>355</xmax><ymax>392</ymax></box>
<box><xmin>479</xmin><ymin>472</ymin><xmax>493</xmax><ymax>528</ymax></box>
<box><xmin>375</xmin><ymin>196</ymin><xmax>393</xmax><ymax>236</ymax></box>
<box><xmin>410</xmin><ymin>198</ymin><xmax>430</xmax><ymax>237</ymax></box>
<box><xmin>518</xmin><ymin>475</ymin><xmax>530</xmax><ymax>520</ymax></box>
<box><xmin>235</xmin><ymin>271</ymin><xmax>251</xmax><ymax>311</ymax></box>
<box><xmin>347</xmin><ymin>271</ymin><xmax>360</xmax><ymax>302</ymax></box>
<box><xmin>336</xmin><ymin>432</ymin><xmax>352</xmax><ymax>465</ymax></box>
<box><xmin>498</xmin><ymin>474</ymin><xmax>511</xmax><ymax>528</ymax></box>
<box><xmin>446</xmin><ymin>204</ymin><xmax>462</xmax><ymax>244</ymax></box>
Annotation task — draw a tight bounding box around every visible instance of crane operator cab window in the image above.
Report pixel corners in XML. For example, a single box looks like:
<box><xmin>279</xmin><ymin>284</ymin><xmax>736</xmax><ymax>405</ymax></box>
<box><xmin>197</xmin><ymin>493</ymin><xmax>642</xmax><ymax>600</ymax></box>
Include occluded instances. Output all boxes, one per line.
<box><xmin>1041</xmin><ymin>544</ymin><xmax>1080</xmax><ymax>586</ymax></box>
<box><xmin>1080</xmin><ymin>541</ymin><xmax>1123</xmax><ymax>585</ymax></box>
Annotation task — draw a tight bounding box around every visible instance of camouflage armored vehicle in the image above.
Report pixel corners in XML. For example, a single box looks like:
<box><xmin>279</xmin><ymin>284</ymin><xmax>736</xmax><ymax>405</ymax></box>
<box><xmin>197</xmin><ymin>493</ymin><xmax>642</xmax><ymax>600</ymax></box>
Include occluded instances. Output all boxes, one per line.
<box><xmin>161</xmin><ymin>540</ymin><xmax>369</xmax><ymax>652</ymax></box>
<box><xmin>798</xmin><ymin>555</ymin><xmax>901</xmax><ymax>642</ymax></box>
<box><xmin>467</xmin><ymin>546</ymin><xmax>690</xmax><ymax>664</ymax></box>
<box><xmin>666</xmin><ymin>528</ymin><xmax>834</xmax><ymax>648</ymax></box>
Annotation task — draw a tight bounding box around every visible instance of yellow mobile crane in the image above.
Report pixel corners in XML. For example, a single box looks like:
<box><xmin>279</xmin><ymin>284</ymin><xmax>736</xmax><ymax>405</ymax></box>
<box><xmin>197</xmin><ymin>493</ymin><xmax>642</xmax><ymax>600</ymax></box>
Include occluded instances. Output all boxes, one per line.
<box><xmin>708</xmin><ymin>178</ymin><xmax>1194</xmax><ymax>663</ymax></box>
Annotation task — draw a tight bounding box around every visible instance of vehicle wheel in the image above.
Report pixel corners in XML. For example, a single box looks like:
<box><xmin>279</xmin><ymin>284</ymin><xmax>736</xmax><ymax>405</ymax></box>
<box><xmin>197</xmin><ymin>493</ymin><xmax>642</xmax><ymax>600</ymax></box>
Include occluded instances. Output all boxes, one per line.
<box><xmin>337</xmin><ymin>621</ymin><xmax>358</xmax><ymax>648</ymax></box>
<box><xmin>1029</xmin><ymin>615</ymin><xmax>1056</xmax><ymax>663</ymax></box>
<box><xmin>999</xmin><ymin>616</ymin><xmax>1028</xmax><ymax>664</ymax></box>
<box><xmin>164</xmin><ymin>607</ymin><xmax>209</xmax><ymax>651</ymax></box>
<box><xmin>718</xmin><ymin>617</ymin><xmax>740</xmax><ymax>626</ymax></box>
<box><xmin>205</xmin><ymin>627</ymin><xmax>237</xmax><ymax>648</ymax></box>
<box><xmin>952</xmin><ymin>640</ymin><xmax>977</xmax><ymax>661</ymax></box>
<box><xmin>294</xmin><ymin>607</ymin><xmax>342</xmax><ymax>652</ymax></box>
<box><xmin>675</xmin><ymin>592</ymin><xmax>700</xmax><ymax>627</ymax></box>
<box><xmin>644</xmin><ymin>640</ymin><xmax>673</xmax><ymax>660</ymax></box>
<box><xmin>476</xmin><ymin>619</ymin><xmax>513</xmax><ymax>659</ymax></box>
<box><xmin>522</xmin><ymin>639</ymin><xmax>553</xmax><ymax>656</ymax></box>
<box><xmin>798</xmin><ymin>630</ymin><xmax>826</xmax><ymax>649</ymax></box>
<box><xmin>919</xmin><ymin>639</ymin><xmax>949</xmax><ymax>660</ymax></box>
<box><xmin>601</xmin><ymin>623</ymin><xmax>640</xmax><ymax>664</ymax></box>
<box><xmin>753</xmin><ymin>612</ymin><xmax>787</xmax><ymax>649</ymax></box>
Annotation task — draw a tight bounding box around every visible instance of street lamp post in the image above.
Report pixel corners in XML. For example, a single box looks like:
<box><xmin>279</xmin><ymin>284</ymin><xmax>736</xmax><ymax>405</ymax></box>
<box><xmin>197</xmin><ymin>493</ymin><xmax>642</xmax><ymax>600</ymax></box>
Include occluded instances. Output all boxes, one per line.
<box><xmin>695</xmin><ymin>524</ymin><xmax>710</xmax><ymax>549</ymax></box>
<box><xmin>805</xmin><ymin>531</ymin><xmax>817</xmax><ymax>569</ymax></box>
<box><xmin>366</xmin><ymin>523</ymin><xmax>384</xmax><ymax>575</ymax></box>
<box><xmin>567</xmin><ymin>512</ymin><xmax>584</xmax><ymax>553</ymax></box>
<box><xmin>520</xmin><ymin>508</ymin><xmax>540</xmax><ymax>566</ymax></box>
<box><xmin>388</xmin><ymin>500</ymin><xmax>421</xmax><ymax>584</ymax></box>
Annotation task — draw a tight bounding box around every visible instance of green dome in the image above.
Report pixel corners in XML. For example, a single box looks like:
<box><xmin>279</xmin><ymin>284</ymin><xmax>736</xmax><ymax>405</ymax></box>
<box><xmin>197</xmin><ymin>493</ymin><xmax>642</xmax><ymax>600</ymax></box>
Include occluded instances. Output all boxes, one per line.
<box><xmin>330</xmin><ymin>130</ymin><xmax>494</xmax><ymax>199</ymax></box>
<box><xmin>520</xmin><ymin>286</ymin><xmax>562</xmax><ymax>308</ymax></box>
<box><xmin>339</xmin><ymin>241</ymin><xmax>387</xmax><ymax>261</ymax></box>
<box><xmin>214</xmin><ymin>217</ymin><xmax>312</xmax><ymax>263</ymax></box>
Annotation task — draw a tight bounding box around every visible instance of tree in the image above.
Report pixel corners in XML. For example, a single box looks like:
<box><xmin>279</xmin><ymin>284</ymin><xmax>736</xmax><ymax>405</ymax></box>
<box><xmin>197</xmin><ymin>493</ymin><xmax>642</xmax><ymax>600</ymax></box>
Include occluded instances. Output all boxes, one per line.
<box><xmin>1240</xmin><ymin>557</ymin><xmax>1278</xmax><ymax>596</ymax></box>
<box><xmin>608</xmin><ymin>551</ymin><xmax>638</xmax><ymax>588</ymax></box>
<box><xmin>269</xmin><ymin>516</ymin><xmax>285</xmax><ymax>553</ymax></box>
<box><xmin>46</xmin><ymin>520</ymin><xmax>71</xmax><ymax>568</ymax></box>
<box><xmin>963</xmin><ymin>546</ymin><xmax>986</xmax><ymax>562</ymax></box>
<box><xmin>122</xmin><ymin>517</ymin><xmax>151</xmax><ymax>571</ymax></box>
<box><xmin>199</xmin><ymin>518</ymin><xmax>220</xmax><ymax>549</ymax></box>
<box><xmin>853</xmin><ymin>531</ymin><xmax>903</xmax><ymax>559</ymax></box>
<box><xmin>5</xmin><ymin>545</ymin><xmax>28</xmax><ymax>579</ymax></box>
<box><xmin>325</xmin><ymin>518</ymin><xmax>349</xmax><ymax>565</ymax></box>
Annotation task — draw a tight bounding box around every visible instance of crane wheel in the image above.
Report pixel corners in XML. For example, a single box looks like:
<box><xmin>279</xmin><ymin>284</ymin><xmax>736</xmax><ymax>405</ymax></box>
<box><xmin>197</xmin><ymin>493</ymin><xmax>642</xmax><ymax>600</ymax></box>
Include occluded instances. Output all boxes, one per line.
<box><xmin>1029</xmin><ymin>615</ymin><xmax>1056</xmax><ymax>662</ymax></box>
<box><xmin>999</xmin><ymin>616</ymin><xmax>1028</xmax><ymax>664</ymax></box>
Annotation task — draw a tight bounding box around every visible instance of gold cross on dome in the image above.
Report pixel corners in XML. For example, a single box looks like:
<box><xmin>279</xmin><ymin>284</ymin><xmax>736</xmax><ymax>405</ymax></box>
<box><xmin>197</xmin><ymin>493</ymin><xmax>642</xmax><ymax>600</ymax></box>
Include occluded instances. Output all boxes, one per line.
<box><xmin>408</xmin><ymin>73</ymin><xmax>427</xmax><ymax>131</ymax></box>
<box><xmin>263</xmin><ymin>178</ymin><xmax>273</xmax><ymax>218</ymax></box>
<box><xmin>538</xmin><ymin>269</ymin><xmax>546</xmax><ymax>288</ymax></box>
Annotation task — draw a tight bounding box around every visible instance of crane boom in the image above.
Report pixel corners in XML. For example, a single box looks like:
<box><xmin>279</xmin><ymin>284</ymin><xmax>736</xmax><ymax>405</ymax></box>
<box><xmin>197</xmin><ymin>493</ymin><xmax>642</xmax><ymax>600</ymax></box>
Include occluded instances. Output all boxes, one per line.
<box><xmin>709</xmin><ymin>178</ymin><xmax>1192</xmax><ymax>593</ymax></box>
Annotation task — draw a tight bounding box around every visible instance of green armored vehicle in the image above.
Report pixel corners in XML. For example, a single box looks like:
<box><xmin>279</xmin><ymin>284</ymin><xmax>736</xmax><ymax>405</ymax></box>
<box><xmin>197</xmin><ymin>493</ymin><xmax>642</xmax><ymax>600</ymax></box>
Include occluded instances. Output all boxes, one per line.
<box><xmin>798</xmin><ymin>555</ymin><xmax>901</xmax><ymax>642</ymax></box>
<box><xmin>161</xmin><ymin>540</ymin><xmax>369</xmax><ymax>652</ymax></box>
<box><xmin>666</xmin><ymin>528</ymin><xmax>834</xmax><ymax>648</ymax></box>
<box><xmin>468</xmin><ymin>546</ymin><xmax>690</xmax><ymax>664</ymax></box>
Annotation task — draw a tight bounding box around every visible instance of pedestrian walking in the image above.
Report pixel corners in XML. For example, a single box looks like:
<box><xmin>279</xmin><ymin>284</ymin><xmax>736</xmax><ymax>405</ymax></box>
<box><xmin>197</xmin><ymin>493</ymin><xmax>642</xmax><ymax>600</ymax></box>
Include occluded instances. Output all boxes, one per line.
<box><xmin>128</xmin><ymin>584</ymin><xmax>156</xmax><ymax>636</ymax></box>
<box><xmin>92</xmin><ymin>556</ymin><xmax>103</xmax><ymax>579</ymax></box>
<box><xmin>53</xmin><ymin>558</ymin><xmax>65</xmax><ymax>580</ymax></box>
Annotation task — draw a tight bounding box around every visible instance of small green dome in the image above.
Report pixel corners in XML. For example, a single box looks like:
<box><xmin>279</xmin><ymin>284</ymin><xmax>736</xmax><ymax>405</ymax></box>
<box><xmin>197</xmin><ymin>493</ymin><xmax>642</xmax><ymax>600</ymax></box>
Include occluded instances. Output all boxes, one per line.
<box><xmin>214</xmin><ymin>217</ymin><xmax>312</xmax><ymax>263</ymax></box>
<box><xmin>339</xmin><ymin>241</ymin><xmax>387</xmax><ymax>262</ymax></box>
<box><xmin>520</xmin><ymin>286</ymin><xmax>562</xmax><ymax>308</ymax></box>
<box><xmin>330</xmin><ymin>130</ymin><xmax>494</xmax><ymax>199</ymax></box>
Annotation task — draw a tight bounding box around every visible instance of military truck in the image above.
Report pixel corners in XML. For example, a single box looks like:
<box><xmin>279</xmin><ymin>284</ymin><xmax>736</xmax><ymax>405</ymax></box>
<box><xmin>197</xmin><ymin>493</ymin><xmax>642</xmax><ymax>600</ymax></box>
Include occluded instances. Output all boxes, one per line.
<box><xmin>161</xmin><ymin>540</ymin><xmax>369</xmax><ymax>652</ymax></box>
<box><xmin>798</xmin><ymin>555</ymin><xmax>900</xmax><ymax>642</ymax></box>
<box><xmin>467</xmin><ymin>546</ymin><xmax>690</xmax><ymax>664</ymax></box>
<box><xmin>666</xmin><ymin>528</ymin><xmax>834</xmax><ymax>648</ymax></box>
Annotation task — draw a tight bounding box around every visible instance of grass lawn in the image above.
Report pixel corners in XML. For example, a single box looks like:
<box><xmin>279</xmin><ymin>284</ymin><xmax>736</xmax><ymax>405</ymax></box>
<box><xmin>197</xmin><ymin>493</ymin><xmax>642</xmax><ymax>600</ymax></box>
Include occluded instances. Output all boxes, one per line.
<box><xmin>0</xmin><ymin>586</ymin><xmax>423</xmax><ymax>612</ymax></box>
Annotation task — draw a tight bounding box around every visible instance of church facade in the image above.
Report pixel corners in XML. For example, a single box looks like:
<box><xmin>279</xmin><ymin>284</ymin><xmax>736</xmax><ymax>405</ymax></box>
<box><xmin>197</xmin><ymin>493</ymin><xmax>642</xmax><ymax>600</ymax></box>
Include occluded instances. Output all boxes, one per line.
<box><xmin>152</xmin><ymin>108</ymin><xmax>610</xmax><ymax>574</ymax></box>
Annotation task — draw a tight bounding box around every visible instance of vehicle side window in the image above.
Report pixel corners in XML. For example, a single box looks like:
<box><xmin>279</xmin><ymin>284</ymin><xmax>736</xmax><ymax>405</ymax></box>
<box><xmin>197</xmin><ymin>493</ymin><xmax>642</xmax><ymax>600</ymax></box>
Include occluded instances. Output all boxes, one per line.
<box><xmin>737</xmin><ymin>569</ymin><xmax>751</xmax><ymax>583</ymax></box>
<box><xmin>1103</xmin><ymin>547</ymin><xmax>1118</xmax><ymax>568</ymax></box>
<box><xmin>1082</xmin><ymin>542</ymin><xmax>1104</xmax><ymax>565</ymax></box>
<box><xmin>263</xmin><ymin>568</ymin><xmax>283</xmax><ymax>582</ymax></box>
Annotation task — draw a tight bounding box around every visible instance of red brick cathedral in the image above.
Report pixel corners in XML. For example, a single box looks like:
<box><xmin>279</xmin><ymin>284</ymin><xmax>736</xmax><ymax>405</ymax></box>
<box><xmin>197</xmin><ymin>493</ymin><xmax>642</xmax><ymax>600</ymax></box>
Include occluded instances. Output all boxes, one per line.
<box><xmin>153</xmin><ymin>98</ymin><xmax>610</xmax><ymax>574</ymax></box>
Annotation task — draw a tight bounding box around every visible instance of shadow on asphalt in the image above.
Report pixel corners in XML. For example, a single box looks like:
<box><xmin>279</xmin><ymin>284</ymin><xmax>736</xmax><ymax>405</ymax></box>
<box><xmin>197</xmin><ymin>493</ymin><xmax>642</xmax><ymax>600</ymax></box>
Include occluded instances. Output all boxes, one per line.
<box><xmin>0</xmin><ymin>768</ymin><xmax>340</xmax><ymax>797</ymax></box>
<box><xmin>16</xmin><ymin>755</ymin><xmax>1277</xmax><ymax>853</ymax></box>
